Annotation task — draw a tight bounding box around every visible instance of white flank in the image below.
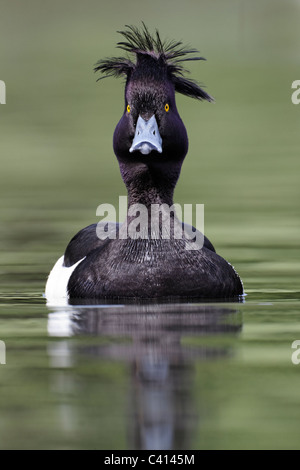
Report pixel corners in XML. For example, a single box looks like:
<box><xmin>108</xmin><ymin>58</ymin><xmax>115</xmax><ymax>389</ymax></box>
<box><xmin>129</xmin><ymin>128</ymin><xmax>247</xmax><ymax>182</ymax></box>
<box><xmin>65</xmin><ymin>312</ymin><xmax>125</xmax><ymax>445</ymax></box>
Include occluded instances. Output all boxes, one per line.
<box><xmin>45</xmin><ymin>255</ymin><xmax>85</xmax><ymax>307</ymax></box>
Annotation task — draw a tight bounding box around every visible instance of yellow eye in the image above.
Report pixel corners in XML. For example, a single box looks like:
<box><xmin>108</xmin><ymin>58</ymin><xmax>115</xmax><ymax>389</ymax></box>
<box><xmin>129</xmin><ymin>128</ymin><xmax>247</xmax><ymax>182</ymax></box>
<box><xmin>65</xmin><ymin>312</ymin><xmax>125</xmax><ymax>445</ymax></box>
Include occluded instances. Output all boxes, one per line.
<box><xmin>165</xmin><ymin>103</ymin><xmax>169</xmax><ymax>112</ymax></box>
<box><xmin>127</xmin><ymin>104</ymin><xmax>131</xmax><ymax>113</ymax></box>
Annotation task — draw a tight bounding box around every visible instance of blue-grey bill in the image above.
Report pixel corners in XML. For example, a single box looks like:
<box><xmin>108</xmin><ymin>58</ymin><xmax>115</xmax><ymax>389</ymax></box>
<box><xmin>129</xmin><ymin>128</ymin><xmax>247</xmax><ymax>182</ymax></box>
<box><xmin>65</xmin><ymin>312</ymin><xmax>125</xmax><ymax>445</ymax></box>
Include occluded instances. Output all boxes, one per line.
<box><xmin>129</xmin><ymin>115</ymin><xmax>162</xmax><ymax>155</ymax></box>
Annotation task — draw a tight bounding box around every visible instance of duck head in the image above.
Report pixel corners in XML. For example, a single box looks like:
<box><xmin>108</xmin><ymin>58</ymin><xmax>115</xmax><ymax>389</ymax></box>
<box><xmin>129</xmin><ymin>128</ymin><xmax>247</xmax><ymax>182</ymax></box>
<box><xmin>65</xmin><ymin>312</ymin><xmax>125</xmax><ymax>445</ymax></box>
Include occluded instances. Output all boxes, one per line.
<box><xmin>95</xmin><ymin>24</ymin><xmax>213</xmax><ymax>188</ymax></box>
<box><xmin>114</xmin><ymin>55</ymin><xmax>188</xmax><ymax>166</ymax></box>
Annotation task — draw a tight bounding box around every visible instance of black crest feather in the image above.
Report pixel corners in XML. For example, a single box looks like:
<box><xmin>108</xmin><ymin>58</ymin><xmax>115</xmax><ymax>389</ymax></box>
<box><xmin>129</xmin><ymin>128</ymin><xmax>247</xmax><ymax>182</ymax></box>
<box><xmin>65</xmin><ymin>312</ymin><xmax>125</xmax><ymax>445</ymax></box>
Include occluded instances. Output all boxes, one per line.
<box><xmin>94</xmin><ymin>23</ymin><xmax>214</xmax><ymax>102</ymax></box>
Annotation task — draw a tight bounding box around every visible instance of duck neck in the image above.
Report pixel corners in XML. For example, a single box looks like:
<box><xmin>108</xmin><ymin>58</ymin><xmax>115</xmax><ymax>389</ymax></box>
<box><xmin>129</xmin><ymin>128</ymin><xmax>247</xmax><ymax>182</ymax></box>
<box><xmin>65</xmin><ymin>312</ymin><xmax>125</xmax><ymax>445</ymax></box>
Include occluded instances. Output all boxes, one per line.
<box><xmin>117</xmin><ymin>160</ymin><xmax>185</xmax><ymax>244</ymax></box>
<box><xmin>119</xmin><ymin>161</ymin><xmax>180</xmax><ymax>208</ymax></box>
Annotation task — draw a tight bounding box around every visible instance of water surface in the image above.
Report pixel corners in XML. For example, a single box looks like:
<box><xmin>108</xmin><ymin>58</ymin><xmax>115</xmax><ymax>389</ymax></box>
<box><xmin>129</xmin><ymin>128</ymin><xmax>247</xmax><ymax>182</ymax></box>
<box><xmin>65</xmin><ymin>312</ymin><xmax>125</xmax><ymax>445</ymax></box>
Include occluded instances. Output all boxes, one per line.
<box><xmin>0</xmin><ymin>263</ymin><xmax>299</xmax><ymax>449</ymax></box>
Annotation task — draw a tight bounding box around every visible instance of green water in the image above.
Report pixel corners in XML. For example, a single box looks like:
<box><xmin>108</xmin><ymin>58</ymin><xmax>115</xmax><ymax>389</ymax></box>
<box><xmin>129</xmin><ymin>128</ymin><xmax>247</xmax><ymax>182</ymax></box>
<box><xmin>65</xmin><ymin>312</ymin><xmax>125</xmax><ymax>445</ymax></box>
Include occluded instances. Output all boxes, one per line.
<box><xmin>0</xmin><ymin>0</ymin><xmax>300</xmax><ymax>450</ymax></box>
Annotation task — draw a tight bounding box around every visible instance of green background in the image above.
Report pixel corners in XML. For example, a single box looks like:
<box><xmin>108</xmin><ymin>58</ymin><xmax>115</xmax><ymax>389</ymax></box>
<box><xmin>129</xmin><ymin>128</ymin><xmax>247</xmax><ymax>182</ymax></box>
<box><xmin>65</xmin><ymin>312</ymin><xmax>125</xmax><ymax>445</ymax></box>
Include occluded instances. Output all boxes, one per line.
<box><xmin>1</xmin><ymin>0</ymin><xmax>299</xmax><ymax>278</ymax></box>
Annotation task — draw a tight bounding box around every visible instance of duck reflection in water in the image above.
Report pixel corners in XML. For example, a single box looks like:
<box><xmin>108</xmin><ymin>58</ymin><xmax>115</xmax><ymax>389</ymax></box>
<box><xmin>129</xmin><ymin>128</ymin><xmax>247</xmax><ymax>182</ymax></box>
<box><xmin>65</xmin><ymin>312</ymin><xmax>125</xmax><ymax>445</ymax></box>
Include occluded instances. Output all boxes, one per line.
<box><xmin>47</xmin><ymin>301</ymin><xmax>242</xmax><ymax>450</ymax></box>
